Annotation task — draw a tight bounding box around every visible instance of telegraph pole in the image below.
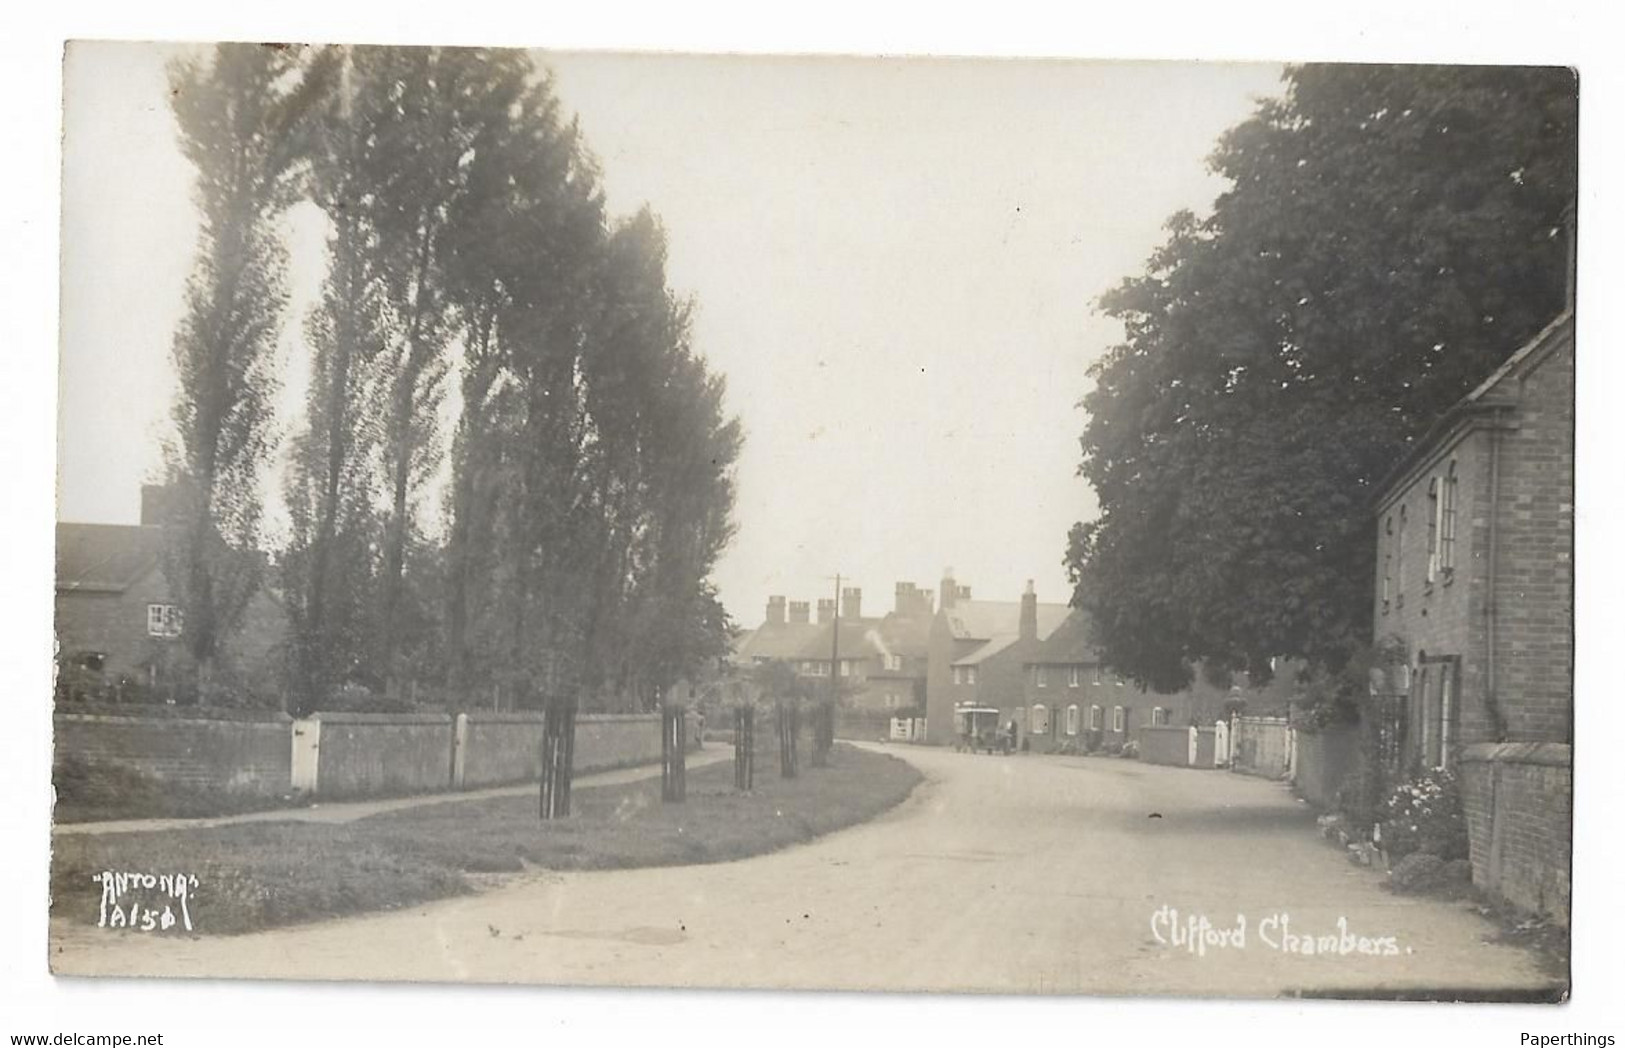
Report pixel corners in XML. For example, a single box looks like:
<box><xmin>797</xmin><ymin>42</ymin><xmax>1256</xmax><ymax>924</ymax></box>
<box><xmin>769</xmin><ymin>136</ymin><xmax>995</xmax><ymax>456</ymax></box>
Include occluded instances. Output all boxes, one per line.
<box><xmin>815</xmin><ymin>573</ymin><xmax>841</xmax><ymax>767</ymax></box>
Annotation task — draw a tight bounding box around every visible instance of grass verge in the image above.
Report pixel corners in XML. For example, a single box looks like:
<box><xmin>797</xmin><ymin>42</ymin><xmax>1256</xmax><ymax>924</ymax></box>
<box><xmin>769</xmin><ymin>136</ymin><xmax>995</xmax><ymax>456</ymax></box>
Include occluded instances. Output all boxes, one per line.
<box><xmin>51</xmin><ymin>742</ymin><xmax>921</xmax><ymax>935</ymax></box>
<box><xmin>52</xmin><ymin>756</ymin><xmax>310</xmax><ymax>824</ymax></box>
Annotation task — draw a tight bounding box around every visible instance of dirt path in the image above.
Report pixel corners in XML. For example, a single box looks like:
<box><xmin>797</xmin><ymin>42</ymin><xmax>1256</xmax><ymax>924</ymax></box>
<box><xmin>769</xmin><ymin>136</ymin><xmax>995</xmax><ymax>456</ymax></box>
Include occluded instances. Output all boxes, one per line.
<box><xmin>50</xmin><ymin>744</ymin><xmax>1555</xmax><ymax>998</ymax></box>
<box><xmin>54</xmin><ymin>749</ymin><xmax>734</xmax><ymax>837</ymax></box>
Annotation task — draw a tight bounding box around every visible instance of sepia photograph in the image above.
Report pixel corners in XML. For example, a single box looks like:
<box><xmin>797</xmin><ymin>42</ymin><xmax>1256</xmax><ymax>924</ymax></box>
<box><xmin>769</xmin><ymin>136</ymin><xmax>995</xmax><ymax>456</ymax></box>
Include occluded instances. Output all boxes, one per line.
<box><xmin>15</xmin><ymin>10</ymin><xmax>1609</xmax><ymax>1041</ymax></box>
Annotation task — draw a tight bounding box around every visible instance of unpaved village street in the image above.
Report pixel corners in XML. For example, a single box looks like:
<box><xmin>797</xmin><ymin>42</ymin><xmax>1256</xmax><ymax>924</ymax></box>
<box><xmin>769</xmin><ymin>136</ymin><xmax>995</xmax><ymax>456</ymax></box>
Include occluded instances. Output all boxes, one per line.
<box><xmin>51</xmin><ymin>745</ymin><xmax>1555</xmax><ymax>997</ymax></box>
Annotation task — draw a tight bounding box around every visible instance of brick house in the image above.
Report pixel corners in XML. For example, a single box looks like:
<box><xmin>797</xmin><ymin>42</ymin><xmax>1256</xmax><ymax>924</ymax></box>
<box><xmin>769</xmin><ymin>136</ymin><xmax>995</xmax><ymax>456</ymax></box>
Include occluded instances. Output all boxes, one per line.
<box><xmin>55</xmin><ymin>486</ymin><xmax>288</xmax><ymax>703</ymax></box>
<box><xmin>923</xmin><ymin>573</ymin><xmax>1069</xmax><ymax>746</ymax></box>
<box><xmin>1370</xmin><ymin>309</ymin><xmax>1574</xmax><ymax>923</ymax></box>
<box><xmin>731</xmin><ymin>584</ymin><xmax>933</xmax><ymax>714</ymax></box>
<box><xmin>1015</xmin><ymin>609</ymin><xmax>1302</xmax><ymax>755</ymax></box>
<box><xmin>1017</xmin><ymin>608</ymin><xmax>1192</xmax><ymax>754</ymax></box>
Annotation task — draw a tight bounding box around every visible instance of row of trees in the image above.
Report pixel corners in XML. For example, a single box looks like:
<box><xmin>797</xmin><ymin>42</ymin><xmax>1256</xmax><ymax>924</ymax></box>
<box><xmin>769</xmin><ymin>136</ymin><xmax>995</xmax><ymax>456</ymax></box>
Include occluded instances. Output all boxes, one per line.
<box><xmin>160</xmin><ymin>44</ymin><xmax>741</xmax><ymax>714</ymax></box>
<box><xmin>1067</xmin><ymin>64</ymin><xmax>1577</xmax><ymax>694</ymax></box>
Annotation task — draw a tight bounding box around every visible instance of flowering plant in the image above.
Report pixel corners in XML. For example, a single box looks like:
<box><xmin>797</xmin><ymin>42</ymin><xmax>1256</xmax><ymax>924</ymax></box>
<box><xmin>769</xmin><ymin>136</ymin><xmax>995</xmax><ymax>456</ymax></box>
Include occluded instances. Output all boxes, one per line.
<box><xmin>1377</xmin><ymin>769</ymin><xmax>1468</xmax><ymax>862</ymax></box>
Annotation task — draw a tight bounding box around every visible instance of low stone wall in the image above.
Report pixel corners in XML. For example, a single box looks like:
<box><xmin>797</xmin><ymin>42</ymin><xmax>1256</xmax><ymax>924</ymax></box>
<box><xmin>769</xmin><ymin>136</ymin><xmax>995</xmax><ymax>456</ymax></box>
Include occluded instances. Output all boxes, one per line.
<box><xmin>311</xmin><ymin>711</ymin><xmax>455</xmax><ymax>799</ymax></box>
<box><xmin>1138</xmin><ymin>725</ymin><xmax>1192</xmax><ymax>767</ymax></box>
<box><xmin>1293</xmin><ymin>725</ymin><xmax>1360</xmax><ymax>810</ymax></box>
<box><xmin>53</xmin><ymin>708</ymin><xmax>292</xmax><ymax>795</ymax></box>
<box><xmin>1460</xmin><ymin>742</ymin><xmax>1572</xmax><ymax>926</ymax></box>
<box><xmin>56</xmin><ymin>705</ymin><xmax>671</xmax><ymax>803</ymax></box>
<box><xmin>575</xmin><ymin>713</ymin><xmax>666</xmax><ymax>774</ymax></box>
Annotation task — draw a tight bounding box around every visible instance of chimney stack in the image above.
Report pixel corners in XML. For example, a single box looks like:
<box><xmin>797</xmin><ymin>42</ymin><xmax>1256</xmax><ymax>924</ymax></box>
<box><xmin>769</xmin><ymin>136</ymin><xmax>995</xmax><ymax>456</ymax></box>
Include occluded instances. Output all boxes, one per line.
<box><xmin>1019</xmin><ymin>579</ymin><xmax>1038</xmax><ymax>641</ymax></box>
<box><xmin>842</xmin><ymin>586</ymin><xmax>862</xmax><ymax>621</ymax></box>
<box><xmin>789</xmin><ymin>600</ymin><xmax>810</xmax><ymax>625</ymax></box>
<box><xmin>766</xmin><ymin>595</ymin><xmax>786</xmax><ymax>626</ymax></box>
<box><xmin>816</xmin><ymin>598</ymin><xmax>835</xmax><ymax>625</ymax></box>
<box><xmin>940</xmin><ymin>568</ymin><xmax>958</xmax><ymax>611</ymax></box>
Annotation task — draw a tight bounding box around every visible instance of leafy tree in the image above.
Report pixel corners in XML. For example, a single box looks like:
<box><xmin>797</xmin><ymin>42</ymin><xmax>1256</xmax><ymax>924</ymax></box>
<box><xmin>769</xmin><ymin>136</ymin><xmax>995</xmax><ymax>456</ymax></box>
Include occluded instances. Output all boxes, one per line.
<box><xmin>282</xmin><ymin>45</ymin><xmax>396</xmax><ymax>712</ymax></box>
<box><xmin>161</xmin><ymin>44</ymin><xmax>331</xmax><ymax>695</ymax></box>
<box><xmin>1069</xmin><ymin>64</ymin><xmax>1576</xmax><ymax>691</ymax></box>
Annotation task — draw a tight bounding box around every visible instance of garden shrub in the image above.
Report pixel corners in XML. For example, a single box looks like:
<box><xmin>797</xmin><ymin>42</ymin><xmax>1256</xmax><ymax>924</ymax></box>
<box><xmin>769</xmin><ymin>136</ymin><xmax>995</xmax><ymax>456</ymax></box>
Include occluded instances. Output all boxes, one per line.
<box><xmin>1377</xmin><ymin>769</ymin><xmax>1469</xmax><ymax>863</ymax></box>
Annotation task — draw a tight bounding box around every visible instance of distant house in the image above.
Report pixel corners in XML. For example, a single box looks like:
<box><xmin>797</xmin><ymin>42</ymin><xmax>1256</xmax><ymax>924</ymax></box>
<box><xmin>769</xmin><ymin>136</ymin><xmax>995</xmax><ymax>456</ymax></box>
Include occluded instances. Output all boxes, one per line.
<box><xmin>1370</xmin><ymin>309</ymin><xmax>1574</xmax><ymax>923</ymax></box>
<box><xmin>1017</xmin><ymin>608</ymin><xmax>1189</xmax><ymax>754</ymax></box>
<box><xmin>923</xmin><ymin>573</ymin><xmax>1069</xmax><ymax>746</ymax></box>
<box><xmin>54</xmin><ymin>485</ymin><xmax>287</xmax><ymax>703</ymax></box>
<box><xmin>1014</xmin><ymin>608</ymin><xmax>1301</xmax><ymax>755</ymax></box>
<box><xmin>730</xmin><ymin>583</ymin><xmax>933</xmax><ymax>714</ymax></box>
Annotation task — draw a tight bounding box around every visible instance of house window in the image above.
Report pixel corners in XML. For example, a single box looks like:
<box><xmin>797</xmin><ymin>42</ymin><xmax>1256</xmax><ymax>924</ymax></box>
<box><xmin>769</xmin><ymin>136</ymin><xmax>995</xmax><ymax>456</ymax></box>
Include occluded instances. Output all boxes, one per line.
<box><xmin>1413</xmin><ymin>657</ymin><xmax>1460</xmax><ymax>771</ymax></box>
<box><xmin>885</xmin><ymin>692</ymin><xmax>901</xmax><ymax>709</ymax></box>
<box><xmin>1396</xmin><ymin>505</ymin><xmax>1407</xmax><ymax>606</ymax></box>
<box><xmin>967</xmin><ymin>666</ymin><xmax>978</xmax><ymax>686</ymax></box>
<box><xmin>1426</xmin><ymin>477</ymin><xmax>1440</xmax><ymax>585</ymax></box>
<box><xmin>1031</xmin><ymin>704</ymin><xmax>1050</xmax><ymax>735</ymax></box>
<box><xmin>838</xmin><ymin>660</ymin><xmax>850</xmax><ymax>677</ymax></box>
<box><xmin>1066</xmin><ymin>704</ymin><xmax>1080</xmax><ymax>735</ymax></box>
<box><xmin>1441</xmin><ymin>462</ymin><xmax>1457</xmax><ymax>577</ymax></box>
<box><xmin>1151</xmin><ymin>706</ymin><xmax>1168</xmax><ymax>727</ymax></box>
<box><xmin>953</xmin><ymin>665</ymin><xmax>977</xmax><ymax>686</ymax></box>
<box><xmin>1112</xmin><ymin>706</ymin><xmax>1125</xmax><ymax>733</ymax></box>
<box><xmin>1036</xmin><ymin>667</ymin><xmax>1048</xmax><ymax>689</ymax></box>
<box><xmin>146</xmin><ymin>603</ymin><xmax>183</xmax><ymax>638</ymax></box>
<box><xmin>1092</xmin><ymin>666</ymin><xmax>1103</xmax><ymax>686</ymax></box>
<box><xmin>1068</xmin><ymin>666</ymin><xmax>1081</xmax><ymax>687</ymax></box>
<box><xmin>883</xmin><ymin>653</ymin><xmax>902</xmax><ymax>672</ymax></box>
<box><xmin>1114</xmin><ymin>676</ymin><xmax>1124</xmax><ymax>687</ymax></box>
<box><xmin>1089</xmin><ymin>705</ymin><xmax>1103</xmax><ymax>730</ymax></box>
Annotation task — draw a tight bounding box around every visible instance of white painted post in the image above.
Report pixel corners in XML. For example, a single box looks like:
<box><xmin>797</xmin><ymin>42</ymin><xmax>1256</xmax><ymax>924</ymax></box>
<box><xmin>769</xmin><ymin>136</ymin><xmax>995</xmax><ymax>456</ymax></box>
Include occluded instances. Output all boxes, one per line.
<box><xmin>1187</xmin><ymin>726</ymin><xmax>1198</xmax><ymax>768</ymax></box>
<box><xmin>290</xmin><ymin>718</ymin><xmax>321</xmax><ymax>793</ymax></box>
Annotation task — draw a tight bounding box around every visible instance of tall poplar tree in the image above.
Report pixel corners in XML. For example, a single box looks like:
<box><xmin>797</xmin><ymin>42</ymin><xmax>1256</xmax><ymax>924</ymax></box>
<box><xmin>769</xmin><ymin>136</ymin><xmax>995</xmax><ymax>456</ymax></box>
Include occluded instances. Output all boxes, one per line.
<box><xmin>163</xmin><ymin>43</ymin><xmax>329</xmax><ymax>697</ymax></box>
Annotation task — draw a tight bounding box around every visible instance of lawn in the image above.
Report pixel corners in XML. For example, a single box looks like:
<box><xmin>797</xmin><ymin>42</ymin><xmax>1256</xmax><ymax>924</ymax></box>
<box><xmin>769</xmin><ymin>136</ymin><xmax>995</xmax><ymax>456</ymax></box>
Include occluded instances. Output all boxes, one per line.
<box><xmin>51</xmin><ymin>742</ymin><xmax>922</xmax><ymax>935</ymax></box>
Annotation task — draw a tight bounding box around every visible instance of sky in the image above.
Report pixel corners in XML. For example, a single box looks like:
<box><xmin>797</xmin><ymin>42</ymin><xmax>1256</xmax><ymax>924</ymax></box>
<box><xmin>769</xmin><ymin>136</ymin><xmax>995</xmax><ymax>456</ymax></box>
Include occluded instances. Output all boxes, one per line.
<box><xmin>57</xmin><ymin>43</ymin><xmax>1286</xmax><ymax>628</ymax></box>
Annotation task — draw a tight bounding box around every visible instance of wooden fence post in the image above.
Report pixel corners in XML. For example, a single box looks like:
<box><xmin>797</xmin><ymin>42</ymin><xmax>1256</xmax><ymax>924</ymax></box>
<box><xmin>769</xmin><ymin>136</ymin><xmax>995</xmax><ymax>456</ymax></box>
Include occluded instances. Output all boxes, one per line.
<box><xmin>539</xmin><ymin>697</ymin><xmax>577</xmax><ymax>820</ymax></box>
<box><xmin>734</xmin><ymin>705</ymin><xmax>755</xmax><ymax>791</ymax></box>
<box><xmin>662</xmin><ymin>704</ymin><xmax>687</xmax><ymax>803</ymax></box>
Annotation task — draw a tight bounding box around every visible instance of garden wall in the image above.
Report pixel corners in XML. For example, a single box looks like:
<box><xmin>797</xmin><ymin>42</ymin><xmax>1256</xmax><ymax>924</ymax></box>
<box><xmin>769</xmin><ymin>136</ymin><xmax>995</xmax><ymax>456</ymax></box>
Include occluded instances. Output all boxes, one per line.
<box><xmin>311</xmin><ymin>711</ymin><xmax>454</xmax><ymax>799</ymax></box>
<box><xmin>53</xmin><ymin>708</ymin><xmax>292</xmax><ymax>795</ymax></box>
<box><xmin>1138</xmin><ymin>725</ymin><xmax>1192</xmax><ymax>767</ymax></box>
<box><xmin>1460</xmin><ymin>742</ymin><xmax>1572</xmax><ymax>926</ymax></box>
<box><xmin>56</xmin><ymin>705</ymin><xmax>668</xmax><ymax>803</ymax></box>
<box><xmin>1293</xmin><ymin>725</ymin><xmax>1360</xmax><ymax>810</ymax></box>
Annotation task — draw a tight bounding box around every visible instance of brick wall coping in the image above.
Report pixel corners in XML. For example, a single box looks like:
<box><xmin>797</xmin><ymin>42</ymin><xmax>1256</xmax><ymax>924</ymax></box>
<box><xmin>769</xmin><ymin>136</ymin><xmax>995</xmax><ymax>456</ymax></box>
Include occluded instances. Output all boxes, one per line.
<box><xmin>54</xmin><ymin>705</ymin><xmax>292</xmax><ymax>724</ymax></box>
<box><xmin>1139</xmin><ymin>725</ymin><xmax>1191</xmax><ymax>735</ymax></box>
<box><xmin>458</xmin><ymin>711</ymin><xmax>659</xmax><ymax>725</ymax></box>
<box><xmin>309</xmin><ymin>711</ymin><xmax>453</xmax><ymax>725</ymax></box>
<box><xmin>1460</xmin><ymin>741</ymin><xmax>1571</xmax><ymax>767</ymax></box>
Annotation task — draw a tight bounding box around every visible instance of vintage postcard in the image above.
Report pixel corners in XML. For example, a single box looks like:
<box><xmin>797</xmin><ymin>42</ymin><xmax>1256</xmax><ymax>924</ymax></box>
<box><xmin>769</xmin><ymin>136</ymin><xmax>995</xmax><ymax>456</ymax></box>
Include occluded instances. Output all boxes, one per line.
<box><xmin>50</xmin><ymin>41</ymin><xmax>1575</xmax><ymax>1002</ymax></box>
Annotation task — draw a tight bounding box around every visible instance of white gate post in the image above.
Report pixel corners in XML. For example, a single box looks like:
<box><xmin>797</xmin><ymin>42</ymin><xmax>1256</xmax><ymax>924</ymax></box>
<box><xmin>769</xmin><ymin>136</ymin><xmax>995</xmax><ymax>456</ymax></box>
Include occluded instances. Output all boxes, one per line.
<box><xmin>290</xmin><ymin>718</ymin><xmax>321</xmax><ymax>794</ymax></box>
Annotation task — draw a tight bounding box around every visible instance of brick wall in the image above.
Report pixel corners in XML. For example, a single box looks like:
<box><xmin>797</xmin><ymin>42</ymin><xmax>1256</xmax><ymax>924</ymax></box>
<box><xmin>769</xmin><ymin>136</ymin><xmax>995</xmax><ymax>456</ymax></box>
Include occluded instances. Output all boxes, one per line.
<box><xmin>54</xmin><ymin>709</ymin><xmax>293</xmax><ymax>794</ymax></box>
<box><xmin>311</xmin><ymin>712</ymin><xmax>454</xmax><ymax>799</ymax></box>
<box><xmin>1138</xmin><ymin>726</ymin><xmax>1193</xmax><ymax>767</ymax></box>
<box><xmin>1486</xmin><ymin>329</ymin><xmax>1575</xmax><ymax>743</ymax></box>
<box><xmin>1460</xmin><ymin>742</ymin><xmax>1571</xmax><ymax>925</ymax></box>
<box><xmin>455</xmin><ymin>712</ymin><xmax>664</xmax><ymax>788</ymax></box>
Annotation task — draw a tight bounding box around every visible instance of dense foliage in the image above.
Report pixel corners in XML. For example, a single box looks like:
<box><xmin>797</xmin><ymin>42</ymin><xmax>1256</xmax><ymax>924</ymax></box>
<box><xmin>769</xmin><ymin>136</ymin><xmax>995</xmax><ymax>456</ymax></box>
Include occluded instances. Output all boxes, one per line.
<box><xmin>1067</xmin><ymin>64</ymin><xmax>1577</xmax><ymax>690</ymax></box>
<box><xmin>161</xmin><ymin>44</ymin><xmax>741</xmax><ymax>712</ymax></box>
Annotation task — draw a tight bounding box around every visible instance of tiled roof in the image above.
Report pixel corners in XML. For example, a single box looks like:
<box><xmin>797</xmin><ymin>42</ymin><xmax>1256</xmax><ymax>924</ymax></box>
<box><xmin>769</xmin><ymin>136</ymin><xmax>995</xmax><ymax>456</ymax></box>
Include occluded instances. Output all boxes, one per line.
<box><xmin>942</xmin><ymin>599</ymin><xmax>1070</xmax><ymax>642</ymax></box>
<box><xmin>55</xmin><ymin>522</ymin><xmax>165</xmax><ymax>593</ymax></box>
<box><xmin>1028</xmin><ymin>608</ymin><xmax>1100</xmax><ymax>665</ymax></box>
